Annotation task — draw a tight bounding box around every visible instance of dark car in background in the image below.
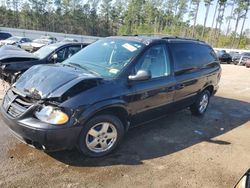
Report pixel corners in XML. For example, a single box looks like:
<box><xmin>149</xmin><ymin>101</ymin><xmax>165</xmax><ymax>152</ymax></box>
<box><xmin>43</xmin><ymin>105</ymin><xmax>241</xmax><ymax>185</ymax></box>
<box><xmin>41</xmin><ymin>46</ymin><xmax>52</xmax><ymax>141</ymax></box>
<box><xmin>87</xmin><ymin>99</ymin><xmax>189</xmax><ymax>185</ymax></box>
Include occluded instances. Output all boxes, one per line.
<box><xmin>0</xmin><ymin>32</ymin><xmax>12</xmax><ymax>40</ymax></box>
<box><xmin>0</xmin><ymin>36</ymin><xmax>221</xmax><ymax>157</ymax></box>
<box><xmin>0</xmin><ymin>42</ymin><xmax>89</xmax><ymax>84</ymax></box>
<box><xmin>0</xmin><ymin>36</ymin><xmax>32</xmax><ymax>46</ymax></box>
<box><xmin>229</xmin><ymin>51</ymin><xmax>239</xmax><ymax>61</ymax></box>
<box><xmin>233</xmin><ymin>52</ymin><xmax>250</xmax><ymax>65</ymax></box>
<box><xmin>217</xmin><ymin>50</ymin><xmax>232</xmax><ymax>64</ymax></box>
<box><xmin>240</xmin><ymin>56</ymin><xmax>250</xmax><ymax>66</ymax></box>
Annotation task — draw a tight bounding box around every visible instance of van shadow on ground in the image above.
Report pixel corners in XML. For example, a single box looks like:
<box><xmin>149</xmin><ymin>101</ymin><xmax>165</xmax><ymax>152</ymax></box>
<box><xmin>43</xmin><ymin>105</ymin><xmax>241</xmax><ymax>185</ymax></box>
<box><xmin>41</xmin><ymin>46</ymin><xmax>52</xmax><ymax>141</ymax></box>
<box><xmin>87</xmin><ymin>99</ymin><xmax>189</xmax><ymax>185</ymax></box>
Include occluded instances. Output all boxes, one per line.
<box><xmin>49</xmin><ymin>96</ymin><xmax>250</xmax><ymax>167</ymax></box>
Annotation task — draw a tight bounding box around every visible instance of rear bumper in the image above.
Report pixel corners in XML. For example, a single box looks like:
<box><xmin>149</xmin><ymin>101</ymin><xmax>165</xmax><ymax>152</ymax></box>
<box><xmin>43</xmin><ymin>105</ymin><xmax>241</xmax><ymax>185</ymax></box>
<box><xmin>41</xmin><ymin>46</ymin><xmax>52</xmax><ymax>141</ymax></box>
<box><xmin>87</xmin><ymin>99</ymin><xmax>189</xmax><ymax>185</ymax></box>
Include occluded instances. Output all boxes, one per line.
<box><xmin>0</xmin><ymin>105</ymin><xmax>82</xmax><ymax>151</ymax></box>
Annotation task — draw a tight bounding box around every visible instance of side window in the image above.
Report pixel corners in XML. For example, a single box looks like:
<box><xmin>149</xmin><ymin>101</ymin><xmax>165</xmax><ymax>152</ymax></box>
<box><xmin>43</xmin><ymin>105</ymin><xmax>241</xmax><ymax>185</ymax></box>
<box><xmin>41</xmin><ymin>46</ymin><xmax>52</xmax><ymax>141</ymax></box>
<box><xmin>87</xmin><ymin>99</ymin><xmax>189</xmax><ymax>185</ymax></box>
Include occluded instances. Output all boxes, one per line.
<box><xmin>170</xmin><ymin>43</ymin><xmax>196</xmax><ymax>72</ymax></box>
<box><xmin>196</xmin><ymin>45</ymin><xmax>217</xmax><ymax>65</ymax></box>
<box><xmin>55</xmin><ymin>48</ymin><xmax>67</xmax><ymax>62</ymax></box>
<box><xmin>67</xmin><ymin>46</ymin><xmax>82</xmax><ymax>58</ymax></box>
<box><xmin>171</xmin><ymin>43</ymin><xmax>217</xmax><ymax>73</ymax></box>
<box><xmin>135</xmin><ymin>44</ymin><xmax>170</xmax><ymax>78</ymax></box>
<box><xmin>21</xmin><ymin>38</ymin><xmax>28</xmax><ymax>42</ymax></box>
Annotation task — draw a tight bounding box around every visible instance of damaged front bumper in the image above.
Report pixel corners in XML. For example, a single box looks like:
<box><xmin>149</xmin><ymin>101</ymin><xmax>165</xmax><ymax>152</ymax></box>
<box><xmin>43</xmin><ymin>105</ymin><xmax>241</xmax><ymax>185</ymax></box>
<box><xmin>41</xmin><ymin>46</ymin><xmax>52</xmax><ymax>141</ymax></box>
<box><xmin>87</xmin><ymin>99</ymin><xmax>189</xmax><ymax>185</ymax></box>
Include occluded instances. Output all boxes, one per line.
<box><xmin>0</xmin><ymin>105</ymin><xmax>82</xmax><ymax>151</ymax></box>
<box><xmin>0</xmin><ymin>89</ymin><xmax>82</xmax><ymax>151</ymax></box>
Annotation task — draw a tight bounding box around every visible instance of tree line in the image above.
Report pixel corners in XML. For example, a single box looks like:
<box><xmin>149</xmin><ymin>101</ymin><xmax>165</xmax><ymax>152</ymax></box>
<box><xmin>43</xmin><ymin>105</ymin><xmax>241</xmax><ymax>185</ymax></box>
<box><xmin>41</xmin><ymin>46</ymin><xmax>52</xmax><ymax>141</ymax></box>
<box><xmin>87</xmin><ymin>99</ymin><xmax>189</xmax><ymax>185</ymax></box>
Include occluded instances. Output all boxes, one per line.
<box><xmin>0</xmin><ymin>0</ymin><xmax>249</xmax><ymax>49</ymax></box>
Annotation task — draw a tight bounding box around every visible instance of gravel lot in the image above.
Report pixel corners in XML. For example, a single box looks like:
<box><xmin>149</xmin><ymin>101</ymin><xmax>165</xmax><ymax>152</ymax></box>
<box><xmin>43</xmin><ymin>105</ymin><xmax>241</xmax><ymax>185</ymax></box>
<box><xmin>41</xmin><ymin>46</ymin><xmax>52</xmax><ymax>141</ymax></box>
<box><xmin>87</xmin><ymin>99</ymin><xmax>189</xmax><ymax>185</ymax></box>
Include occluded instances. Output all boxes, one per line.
<box><xmin>0</xmin><ymin>64</ymin><xmax>249</xmax><ymax>188</ymax></box>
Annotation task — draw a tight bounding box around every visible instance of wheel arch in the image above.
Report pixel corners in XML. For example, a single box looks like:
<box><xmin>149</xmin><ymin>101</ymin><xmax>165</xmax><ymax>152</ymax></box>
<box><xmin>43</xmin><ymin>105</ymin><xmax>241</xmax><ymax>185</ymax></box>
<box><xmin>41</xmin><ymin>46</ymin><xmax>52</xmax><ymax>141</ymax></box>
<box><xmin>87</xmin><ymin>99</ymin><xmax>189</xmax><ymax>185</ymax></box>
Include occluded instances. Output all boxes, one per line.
<box><xmin>79</xmin><ymin>101</ymin><xmax>130</xmax><ymax>131</ymax></box>
<box><xmin>203</xmin><ymin>85</ymin><xmax>214</xmax><ymax>95</ymax></box>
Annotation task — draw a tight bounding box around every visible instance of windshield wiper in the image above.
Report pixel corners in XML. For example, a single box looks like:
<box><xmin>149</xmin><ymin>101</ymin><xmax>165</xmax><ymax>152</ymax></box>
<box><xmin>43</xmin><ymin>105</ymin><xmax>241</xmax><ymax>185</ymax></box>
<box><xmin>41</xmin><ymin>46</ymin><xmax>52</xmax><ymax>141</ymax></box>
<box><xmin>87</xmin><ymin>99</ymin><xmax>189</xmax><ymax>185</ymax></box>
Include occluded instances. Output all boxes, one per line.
<box><xmin>66</xmin><ymin>62</ymin><xmax>100</xmax><ymax>76</ymax></box>
<box><xmin>66</xmin><ymin>62</ymin><xmax>83</xmax><ymax>69</ymax></box>
<box><xmin>84</xmin><ymin>62</ymin><xmax>115</xmax><ymax>70</ymax></box>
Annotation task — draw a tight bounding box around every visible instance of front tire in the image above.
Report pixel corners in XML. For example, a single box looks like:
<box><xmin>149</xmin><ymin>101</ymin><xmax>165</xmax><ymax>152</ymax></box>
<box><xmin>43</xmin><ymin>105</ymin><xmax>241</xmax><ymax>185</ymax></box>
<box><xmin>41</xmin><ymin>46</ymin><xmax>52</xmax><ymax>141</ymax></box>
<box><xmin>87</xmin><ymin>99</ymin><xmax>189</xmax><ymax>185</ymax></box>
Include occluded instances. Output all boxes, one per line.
<box><xmin>78</xmin><ymin>114</ymin><xmax>125</xmax><ymax>157</ymax></box>
<box><xmin>190</xmin><ymin>90</ymin><xmax>211</xmax><ymax>116</ymax></box>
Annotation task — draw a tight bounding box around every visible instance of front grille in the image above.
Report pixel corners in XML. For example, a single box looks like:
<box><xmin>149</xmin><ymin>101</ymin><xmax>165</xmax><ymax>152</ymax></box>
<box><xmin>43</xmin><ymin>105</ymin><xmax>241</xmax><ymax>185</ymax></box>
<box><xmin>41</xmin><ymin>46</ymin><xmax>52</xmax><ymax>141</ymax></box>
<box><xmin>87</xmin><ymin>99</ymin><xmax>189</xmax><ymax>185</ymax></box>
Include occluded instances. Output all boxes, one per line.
<box><xmin>2</xmin><ymin>88</ymin><xmax>33</xmax><ymax>118</ymax></box>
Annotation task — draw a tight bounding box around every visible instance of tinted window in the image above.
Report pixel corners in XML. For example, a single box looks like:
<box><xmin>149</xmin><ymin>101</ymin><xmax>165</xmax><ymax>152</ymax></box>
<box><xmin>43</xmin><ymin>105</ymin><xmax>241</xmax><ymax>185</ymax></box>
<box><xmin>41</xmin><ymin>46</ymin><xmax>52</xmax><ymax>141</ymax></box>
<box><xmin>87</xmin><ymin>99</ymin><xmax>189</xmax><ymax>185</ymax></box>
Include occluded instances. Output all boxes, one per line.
<box><xmin>56</xmin><ymin>48</ymin><xmax>67</xmax><ymax>61</ymax></box>
<box><xmin>134</xmin><ymin>44</ymin><xmax>170</xmax><ymax>78</ymax></box>
<box><xmin>67</xmin><ymin>46</ymin><xmax>81</xmax><ymax>58</ymax></box>
<box><xmin>23</xmin><ymin>38</ymin><xmax>31</xmax><ymax>42</ymax></box>
<box><xmin>170</xmin><ymin>43</ymin><xmax>217</xmax><ymax>73</ymax></box>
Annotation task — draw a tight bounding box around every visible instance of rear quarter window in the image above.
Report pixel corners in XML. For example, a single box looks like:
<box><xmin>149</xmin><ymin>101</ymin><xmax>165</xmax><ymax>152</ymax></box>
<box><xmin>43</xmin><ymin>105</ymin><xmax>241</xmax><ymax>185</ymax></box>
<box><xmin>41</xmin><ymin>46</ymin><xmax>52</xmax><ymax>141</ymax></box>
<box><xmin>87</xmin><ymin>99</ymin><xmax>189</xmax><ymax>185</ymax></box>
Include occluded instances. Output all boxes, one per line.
<box><xmin>170</xmin><ymin>42</ymin><xmax>217</xmax><ymax>74</ymax></box>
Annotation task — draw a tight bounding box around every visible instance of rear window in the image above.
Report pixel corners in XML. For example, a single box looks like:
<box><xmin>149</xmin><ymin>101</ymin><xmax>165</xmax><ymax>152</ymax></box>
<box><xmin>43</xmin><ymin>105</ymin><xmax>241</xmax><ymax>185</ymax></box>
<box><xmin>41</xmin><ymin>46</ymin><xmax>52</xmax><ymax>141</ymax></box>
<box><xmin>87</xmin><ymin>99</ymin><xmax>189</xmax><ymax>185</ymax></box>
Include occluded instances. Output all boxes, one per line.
<box><xmin>170</xmin><ymin>42</ymin><xmax>217</xmax><ymax>73</ymax></box>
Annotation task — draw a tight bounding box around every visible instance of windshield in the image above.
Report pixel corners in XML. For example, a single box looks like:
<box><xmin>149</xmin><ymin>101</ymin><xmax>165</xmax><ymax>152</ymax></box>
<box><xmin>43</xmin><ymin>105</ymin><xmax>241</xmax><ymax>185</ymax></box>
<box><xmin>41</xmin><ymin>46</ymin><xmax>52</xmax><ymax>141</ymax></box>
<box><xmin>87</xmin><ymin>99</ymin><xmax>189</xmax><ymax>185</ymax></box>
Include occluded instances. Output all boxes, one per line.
<box><xmin>63</xmin><ymin>38</ymin><xmax>145</xmax><ymax>78</ymax></box>
<box><xmin>33</xmin><ymin>45</ymin><xmax>57</xmax><ymax>59</ymax></box>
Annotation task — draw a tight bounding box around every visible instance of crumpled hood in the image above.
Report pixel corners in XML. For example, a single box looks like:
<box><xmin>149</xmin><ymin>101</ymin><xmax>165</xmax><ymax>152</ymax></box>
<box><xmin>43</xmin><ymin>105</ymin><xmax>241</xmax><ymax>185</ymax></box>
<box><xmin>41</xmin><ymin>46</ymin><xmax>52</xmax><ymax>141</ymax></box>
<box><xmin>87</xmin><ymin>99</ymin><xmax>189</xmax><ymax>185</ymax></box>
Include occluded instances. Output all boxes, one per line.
<box><xmin>15</xmin><ymin>64</ymin><xmax>101</xmax><ymax>100</ymax></box>
<box><xmin>0</xmin><ymin>45</ymin><xmax>38</xmax><ymax>61</ymax></box>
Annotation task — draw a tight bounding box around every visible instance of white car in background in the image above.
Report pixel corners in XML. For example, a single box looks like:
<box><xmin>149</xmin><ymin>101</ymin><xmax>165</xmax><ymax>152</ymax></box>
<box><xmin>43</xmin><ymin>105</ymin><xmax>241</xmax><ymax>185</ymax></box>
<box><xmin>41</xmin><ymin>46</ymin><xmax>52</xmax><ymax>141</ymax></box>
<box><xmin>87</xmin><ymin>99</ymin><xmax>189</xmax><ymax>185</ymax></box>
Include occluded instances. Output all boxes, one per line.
<box><xmin>0</xmin><ymin>36</ymin><xmax>32</xmax><ymax>46</ymax></box>
<box><xmin>61</xmin><ymin>38</ymin><xmax>78</xmax><ymax>42</ymax></box>
<box><xmin>19</xmin><ymin>35</ymin><xmax>57</xmax><ymax>52</ymax></box>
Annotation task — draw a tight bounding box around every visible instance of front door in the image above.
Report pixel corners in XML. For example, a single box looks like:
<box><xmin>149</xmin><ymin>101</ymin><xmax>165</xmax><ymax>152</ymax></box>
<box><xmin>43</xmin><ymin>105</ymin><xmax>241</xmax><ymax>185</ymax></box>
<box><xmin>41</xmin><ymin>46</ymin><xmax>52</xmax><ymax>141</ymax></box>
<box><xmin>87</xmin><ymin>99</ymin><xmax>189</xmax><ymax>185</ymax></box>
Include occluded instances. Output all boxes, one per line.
<box><xmin>128</xmin><ymin>44</ymin><xmax>176</xmax><ymax>125</ymax></box>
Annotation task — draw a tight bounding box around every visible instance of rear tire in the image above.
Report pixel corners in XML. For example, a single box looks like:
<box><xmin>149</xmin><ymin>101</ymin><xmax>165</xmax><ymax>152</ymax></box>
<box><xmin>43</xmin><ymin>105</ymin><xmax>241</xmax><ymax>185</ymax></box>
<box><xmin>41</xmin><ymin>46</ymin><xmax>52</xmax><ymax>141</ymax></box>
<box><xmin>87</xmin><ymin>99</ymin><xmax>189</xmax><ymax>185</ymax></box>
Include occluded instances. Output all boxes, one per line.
<box><xmin>190</xmin><ymin>90</ymin><xmax>211</xmax><ymax>116</ymax></box>
<box><xmin>78</xmin><ymin>114</ymin><xmax>125</xmax><ymax>157</ymax></box>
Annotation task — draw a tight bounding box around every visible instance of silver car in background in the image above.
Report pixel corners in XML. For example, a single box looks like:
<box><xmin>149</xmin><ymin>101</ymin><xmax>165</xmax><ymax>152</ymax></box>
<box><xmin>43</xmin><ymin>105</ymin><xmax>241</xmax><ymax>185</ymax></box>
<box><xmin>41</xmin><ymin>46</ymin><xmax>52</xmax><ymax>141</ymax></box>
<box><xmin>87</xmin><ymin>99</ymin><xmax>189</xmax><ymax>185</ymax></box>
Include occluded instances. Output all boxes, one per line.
<box><xmin>19</xmin><ymin>35</ymin><xmax>57</xmax><ymax>52</ymax></box>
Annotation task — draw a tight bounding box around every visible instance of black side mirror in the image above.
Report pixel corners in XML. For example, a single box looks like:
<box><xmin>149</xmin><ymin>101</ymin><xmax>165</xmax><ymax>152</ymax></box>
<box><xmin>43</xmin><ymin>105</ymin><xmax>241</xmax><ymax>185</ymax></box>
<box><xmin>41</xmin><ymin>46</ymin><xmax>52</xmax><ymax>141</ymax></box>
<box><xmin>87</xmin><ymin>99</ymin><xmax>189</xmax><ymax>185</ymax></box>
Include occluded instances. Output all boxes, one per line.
<box><xmin>235</xmin><ymin>169</ymin><xmax>250</xmax><ymax>188</ymax></box>
<box><xmin>128</xmin><ymin>70</ymin><xmax>151</xmax><ymax>81</ymax></box>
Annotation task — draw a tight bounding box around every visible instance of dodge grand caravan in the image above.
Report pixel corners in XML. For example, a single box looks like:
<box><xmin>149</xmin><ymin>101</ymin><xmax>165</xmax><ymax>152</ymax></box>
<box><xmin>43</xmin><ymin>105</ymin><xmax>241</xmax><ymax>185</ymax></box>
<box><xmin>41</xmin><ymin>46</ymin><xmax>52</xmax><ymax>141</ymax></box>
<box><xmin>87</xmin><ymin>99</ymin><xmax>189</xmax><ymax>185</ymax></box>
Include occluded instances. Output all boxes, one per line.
<box><xmin>0</xmin><ymin>36</ymin><xmax>221</xmax><ymax>157</ymax></box>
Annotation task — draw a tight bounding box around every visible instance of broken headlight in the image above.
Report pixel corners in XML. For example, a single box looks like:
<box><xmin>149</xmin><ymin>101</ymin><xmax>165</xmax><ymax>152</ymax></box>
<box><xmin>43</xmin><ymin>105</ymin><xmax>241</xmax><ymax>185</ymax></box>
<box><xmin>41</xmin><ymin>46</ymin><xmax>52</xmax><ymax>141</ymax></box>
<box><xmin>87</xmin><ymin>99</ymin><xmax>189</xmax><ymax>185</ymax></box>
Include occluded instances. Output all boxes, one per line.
<box><xmin>35</xmin><ymin>106</ymin><xmax>69</xmax><ymax>125</ymax></box>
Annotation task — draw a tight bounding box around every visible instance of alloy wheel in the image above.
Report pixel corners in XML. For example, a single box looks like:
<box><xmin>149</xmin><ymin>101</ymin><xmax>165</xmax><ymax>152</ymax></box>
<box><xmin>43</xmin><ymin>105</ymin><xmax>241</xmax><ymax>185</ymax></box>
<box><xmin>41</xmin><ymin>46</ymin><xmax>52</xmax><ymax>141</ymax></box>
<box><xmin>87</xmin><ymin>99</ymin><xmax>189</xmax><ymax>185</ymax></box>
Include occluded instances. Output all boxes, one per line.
<box><xmin>85</xmin><ymin>122</ymin><xmax>117</xmax><ymax>153</ymax></box>
<box><xmin>199</xmin><ymin>94</ymin><xmax>209</xmax><ymax>113</ymax></box>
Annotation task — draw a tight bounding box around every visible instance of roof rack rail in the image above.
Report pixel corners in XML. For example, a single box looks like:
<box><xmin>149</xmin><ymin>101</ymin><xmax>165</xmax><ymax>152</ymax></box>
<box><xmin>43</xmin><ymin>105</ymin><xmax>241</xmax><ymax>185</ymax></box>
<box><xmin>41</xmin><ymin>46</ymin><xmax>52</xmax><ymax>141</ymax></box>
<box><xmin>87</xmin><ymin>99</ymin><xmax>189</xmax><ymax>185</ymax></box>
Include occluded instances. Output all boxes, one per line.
<box><xmin>120</xmin><ymin>34</ymin><xmax>205</xmax><ymax>43</ymax></box>
<box><xmin>162</xmin><ymin>36</ymin><xmax>205</xmax><ymax>43</ymax></box>
<box><xmin>121</xmin><ymin>34</ymin><xmax>139</xmax><ymax>36</ymax></box>
<box><xmin>122</xmin><ymin>33</ymin><xmax>168</xmax><ymax>37</ymax></box>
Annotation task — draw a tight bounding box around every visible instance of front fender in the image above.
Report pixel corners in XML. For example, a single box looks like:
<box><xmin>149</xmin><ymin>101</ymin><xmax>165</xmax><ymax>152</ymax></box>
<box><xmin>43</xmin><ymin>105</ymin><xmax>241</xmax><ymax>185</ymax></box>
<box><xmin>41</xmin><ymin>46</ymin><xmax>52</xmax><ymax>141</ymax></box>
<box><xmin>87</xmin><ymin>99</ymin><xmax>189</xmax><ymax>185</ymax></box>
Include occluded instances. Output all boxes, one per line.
<box><xmin>77</xmin><ymin>99</ymin><xmax>128</xmax><ymax>126</ymax></box>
